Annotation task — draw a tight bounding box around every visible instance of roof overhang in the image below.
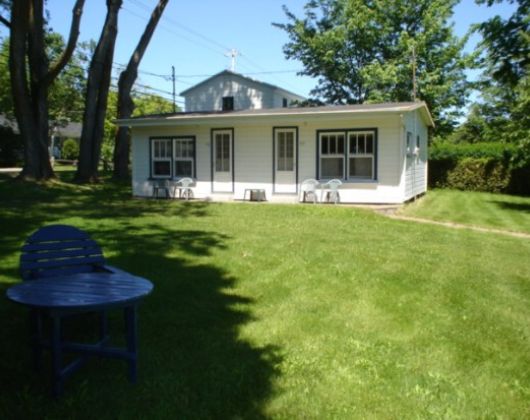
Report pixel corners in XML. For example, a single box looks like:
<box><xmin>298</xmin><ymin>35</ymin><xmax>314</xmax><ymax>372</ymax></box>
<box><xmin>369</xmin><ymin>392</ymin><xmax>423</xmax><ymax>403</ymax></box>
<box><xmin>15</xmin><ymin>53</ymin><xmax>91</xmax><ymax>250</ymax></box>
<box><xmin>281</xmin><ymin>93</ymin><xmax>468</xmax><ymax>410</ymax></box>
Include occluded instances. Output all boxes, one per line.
<box><xmin>116</xmin><ymin>102</ymin><xmax>435</xmax><ymax>128</ymax></box>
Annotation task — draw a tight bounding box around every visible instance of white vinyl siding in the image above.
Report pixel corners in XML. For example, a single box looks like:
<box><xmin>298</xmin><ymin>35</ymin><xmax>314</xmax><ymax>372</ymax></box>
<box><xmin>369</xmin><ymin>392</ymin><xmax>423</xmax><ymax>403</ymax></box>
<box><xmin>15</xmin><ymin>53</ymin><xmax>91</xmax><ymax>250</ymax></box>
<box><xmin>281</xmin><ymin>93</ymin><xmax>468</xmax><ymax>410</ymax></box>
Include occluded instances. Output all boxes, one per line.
<box><xmin>131</xmin><ymin>110</ymin><xmax>429</xmax><ymax>203</ymax></box>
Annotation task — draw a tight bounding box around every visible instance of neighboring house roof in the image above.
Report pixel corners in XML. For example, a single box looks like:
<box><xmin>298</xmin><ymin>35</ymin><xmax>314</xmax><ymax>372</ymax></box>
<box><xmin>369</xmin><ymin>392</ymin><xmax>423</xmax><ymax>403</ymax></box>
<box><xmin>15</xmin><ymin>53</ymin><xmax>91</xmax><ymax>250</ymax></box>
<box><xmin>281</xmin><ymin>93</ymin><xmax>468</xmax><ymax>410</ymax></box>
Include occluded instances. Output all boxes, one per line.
<box><xmin>117</xmin><ymin>101</ymin><xmax>435</xmax><ymax>127</ymax></box>
<box><xmin>179</xmin><ymin>69</ymin><xmax>306</xmax><ymax>101</ymax></box>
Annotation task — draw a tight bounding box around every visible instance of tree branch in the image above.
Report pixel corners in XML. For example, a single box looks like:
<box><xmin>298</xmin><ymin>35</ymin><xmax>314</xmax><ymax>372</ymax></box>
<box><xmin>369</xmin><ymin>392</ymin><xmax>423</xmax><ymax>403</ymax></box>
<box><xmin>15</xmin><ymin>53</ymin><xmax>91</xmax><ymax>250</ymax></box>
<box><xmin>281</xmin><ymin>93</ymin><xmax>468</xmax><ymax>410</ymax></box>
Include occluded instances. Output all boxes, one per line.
<box><xmin>0</xmin><ymin>14</ymin><xmax>10</xmax><ymax>28</ymax></box>
<box><xmin>44</xmin><ymin>0</ymin><xmax>85</xmax><ymax>86</ymax></box>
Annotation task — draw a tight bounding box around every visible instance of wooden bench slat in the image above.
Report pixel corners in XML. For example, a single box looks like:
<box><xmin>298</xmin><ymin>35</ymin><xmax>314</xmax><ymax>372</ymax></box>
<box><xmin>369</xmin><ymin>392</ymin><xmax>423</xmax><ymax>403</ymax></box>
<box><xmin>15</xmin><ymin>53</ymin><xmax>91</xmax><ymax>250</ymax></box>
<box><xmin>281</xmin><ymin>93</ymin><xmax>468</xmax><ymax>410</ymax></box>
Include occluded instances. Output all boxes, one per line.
<box><xmin>20</xmin><ymin>248</ymin><xmax>103</xmax><ymax>262</ymax></box>
<box><xmin>22</xmin><ymin>239</ymin><xmax>99</xmax><ymax>252</ymax></box>
<box><xmin>21</xmin><ymin>256</ymin><xmax>106</xmax><ymax>271</ymax></box>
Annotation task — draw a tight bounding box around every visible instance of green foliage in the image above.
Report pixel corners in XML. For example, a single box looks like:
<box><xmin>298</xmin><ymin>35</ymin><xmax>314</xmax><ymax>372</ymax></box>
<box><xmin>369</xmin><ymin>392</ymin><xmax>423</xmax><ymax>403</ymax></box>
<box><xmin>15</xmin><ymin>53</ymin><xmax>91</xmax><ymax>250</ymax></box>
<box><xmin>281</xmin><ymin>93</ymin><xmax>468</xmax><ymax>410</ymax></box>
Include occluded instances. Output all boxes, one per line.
<box><xmin>132</xmin><ymin>93</ymin><xmax>174</xmax><ymax>116</ymax></box>
<box><xmin>428</xmin><ymin>141</ymin><xmax>530</xmax><ymax>194</ymax></box>
<box><xmin>100</xmin><ymin>91</ymin><xmax>176</xmax><ymax>169</ymax></box>
<box><xmin>454</xmin><ymin>1</ymin><xmax>529</xmax><ymax>146</ymax></box>
<box><xmin>444</xmin><ymin>157</ymin><xmax>510</xmax><ymax>193</ymax></box>
<box><xmin>429</xmin><ymin>141</ymin><xmax>516</xmax><ymax>160</ymax></box>
<box><xmin>0</xmin><ymin>34</ymin><xmax>87</xmax><ymax>124</ymax></box>
<box><xmin>275</xmin><ymin>0</ymin><xmax>472</xmax><ymax>133</ymax></box>
<box><xmin>61</xmin><ymin>138</ymin><xmax>79</xmax><ymax>160</ymax></box>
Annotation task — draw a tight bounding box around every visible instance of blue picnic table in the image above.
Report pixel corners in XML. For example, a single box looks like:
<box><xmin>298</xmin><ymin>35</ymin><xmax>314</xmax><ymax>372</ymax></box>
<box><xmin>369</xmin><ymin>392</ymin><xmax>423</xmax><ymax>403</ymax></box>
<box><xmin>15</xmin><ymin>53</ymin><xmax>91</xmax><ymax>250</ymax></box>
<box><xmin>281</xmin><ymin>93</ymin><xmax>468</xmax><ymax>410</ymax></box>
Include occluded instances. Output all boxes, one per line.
<box><xmin>5</xmin><ymin>224</ymin><xmax>154</xmax><ymax>397</ymax></box>
<box><xmin>6</xmin><ymin>272</ymin><xmax>153</xmax><ymax>397</ymax></box>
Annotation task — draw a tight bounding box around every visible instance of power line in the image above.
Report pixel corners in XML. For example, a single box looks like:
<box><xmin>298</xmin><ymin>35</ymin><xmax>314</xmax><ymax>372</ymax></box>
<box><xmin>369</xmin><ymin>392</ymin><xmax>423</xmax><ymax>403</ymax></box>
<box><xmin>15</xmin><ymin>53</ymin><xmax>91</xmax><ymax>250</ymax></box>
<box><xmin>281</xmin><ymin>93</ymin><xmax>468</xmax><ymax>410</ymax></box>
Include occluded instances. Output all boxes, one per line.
<box><xmin>122</xmin><ymin>6</ymin><xmax>226</xmax><ymax>57</ymax></box>
<box><xmin>128</xmin><ymin>0</ymin><xmax>231</xmax><ymax>53</ymax></box>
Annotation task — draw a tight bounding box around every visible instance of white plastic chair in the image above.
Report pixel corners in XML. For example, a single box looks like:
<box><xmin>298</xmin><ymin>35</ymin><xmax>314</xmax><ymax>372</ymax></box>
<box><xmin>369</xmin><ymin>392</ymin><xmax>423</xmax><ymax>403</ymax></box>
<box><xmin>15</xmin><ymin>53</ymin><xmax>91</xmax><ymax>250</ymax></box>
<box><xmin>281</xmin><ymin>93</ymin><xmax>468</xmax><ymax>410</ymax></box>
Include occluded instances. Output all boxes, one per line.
<box><xmin>173</xmin><ymin>177</ymin><xmax>194</xmax><ymax>200</ymax></box>
<box><xmin>321</xmin><ymin>179</ymin><xmax>342</xmax><ymax>204</ymax></box>
<box><xmin>300</xmin><ymin>179</ymin><xmax>320</xmax><ymax>203</ymax></box>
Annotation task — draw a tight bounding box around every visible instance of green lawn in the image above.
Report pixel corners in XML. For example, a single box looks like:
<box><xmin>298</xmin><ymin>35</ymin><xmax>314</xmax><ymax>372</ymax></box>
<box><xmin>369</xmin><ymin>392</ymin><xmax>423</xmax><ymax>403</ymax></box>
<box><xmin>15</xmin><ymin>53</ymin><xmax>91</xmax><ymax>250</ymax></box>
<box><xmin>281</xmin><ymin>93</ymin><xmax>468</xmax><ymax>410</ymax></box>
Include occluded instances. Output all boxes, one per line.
<box><xmin>400</xmin><ymin>189</ymin><xmax>530</xmax><ymax>234</ymax></box>
<box><xmin>0</xmin><ymin>173</ymin><xmax>529</xmax><ymax>418</ymax></box>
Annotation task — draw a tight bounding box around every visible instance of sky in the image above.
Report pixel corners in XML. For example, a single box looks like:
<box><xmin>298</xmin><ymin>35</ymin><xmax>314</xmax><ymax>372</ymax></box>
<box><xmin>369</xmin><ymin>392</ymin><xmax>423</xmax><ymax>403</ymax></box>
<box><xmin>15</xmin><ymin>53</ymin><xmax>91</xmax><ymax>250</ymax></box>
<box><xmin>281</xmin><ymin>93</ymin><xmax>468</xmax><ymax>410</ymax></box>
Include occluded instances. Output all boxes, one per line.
<box><xmin>0</xmin><ymin>0</ymin><xmax>517</xmax><ymax>110</ymax></box>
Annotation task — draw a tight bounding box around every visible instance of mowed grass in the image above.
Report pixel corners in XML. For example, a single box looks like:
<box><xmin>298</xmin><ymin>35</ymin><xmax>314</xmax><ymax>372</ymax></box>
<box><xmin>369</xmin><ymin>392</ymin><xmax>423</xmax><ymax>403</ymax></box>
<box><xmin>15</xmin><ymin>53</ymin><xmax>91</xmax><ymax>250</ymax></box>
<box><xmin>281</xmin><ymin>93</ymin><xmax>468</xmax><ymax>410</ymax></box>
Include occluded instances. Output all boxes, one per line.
<box><xmin>0</xmin><ymin>172</ymin><xmax>529</xmax><ymax>418</ymax></box>
<box><xmin>400</xmin><ymin>189</ymin><xmax>530</xmax><ymax>234</ymax></box>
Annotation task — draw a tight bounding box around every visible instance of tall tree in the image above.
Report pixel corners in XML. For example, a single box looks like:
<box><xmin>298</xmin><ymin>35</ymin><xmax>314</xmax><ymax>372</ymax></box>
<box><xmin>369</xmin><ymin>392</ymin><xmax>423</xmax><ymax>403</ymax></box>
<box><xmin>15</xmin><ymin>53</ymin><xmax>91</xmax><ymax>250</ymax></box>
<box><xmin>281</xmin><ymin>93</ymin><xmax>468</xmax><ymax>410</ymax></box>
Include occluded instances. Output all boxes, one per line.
<box><xmin>1</xmin><ymin>0</ymin><xmax>84</xmax><ymax>180</ymax></box>
<box><xmin>453</xmin><ymin>0</ymin><xmax>529</xmax><ymax>145</ymax></box>
<box><xmin>76</xmin><ymin>0</ymin><xmax>122</xmax><ymax>182</ymax></box>
<box><xmin>113</xmin><ymin>0</ymin><xmax>169</xmax><ymax>179</ymax></box>
<box><xmin>275</xmin><ymin>0</ymin><xmax>472</xmax><ymax>134</ymax></box>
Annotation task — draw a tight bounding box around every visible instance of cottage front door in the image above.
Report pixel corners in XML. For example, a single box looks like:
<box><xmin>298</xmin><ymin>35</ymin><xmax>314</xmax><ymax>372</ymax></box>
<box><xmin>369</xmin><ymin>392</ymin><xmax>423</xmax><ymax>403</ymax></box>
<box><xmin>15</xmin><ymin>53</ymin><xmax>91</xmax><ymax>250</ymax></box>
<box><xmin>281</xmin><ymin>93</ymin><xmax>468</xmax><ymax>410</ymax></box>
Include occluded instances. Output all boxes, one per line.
<box><xmin>273</xmin><ymin>127</ymin><xmax>298</xmax><ymax>194</ymax></box>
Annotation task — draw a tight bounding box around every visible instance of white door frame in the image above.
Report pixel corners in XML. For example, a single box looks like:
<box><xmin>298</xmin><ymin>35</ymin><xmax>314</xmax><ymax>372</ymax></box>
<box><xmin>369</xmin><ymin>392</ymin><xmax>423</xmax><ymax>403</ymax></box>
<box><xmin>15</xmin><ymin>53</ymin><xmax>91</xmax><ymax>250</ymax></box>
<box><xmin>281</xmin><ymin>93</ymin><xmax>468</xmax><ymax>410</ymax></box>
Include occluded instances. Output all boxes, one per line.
<box><xmin>211</xmin><ymin>128</ymin><xmax>234</xmax><ymax>193</ymax></box>
<box><xmin>273</xmin><ymin>126</ymin><xmax>298</xmax><ymax>194</ymax></box>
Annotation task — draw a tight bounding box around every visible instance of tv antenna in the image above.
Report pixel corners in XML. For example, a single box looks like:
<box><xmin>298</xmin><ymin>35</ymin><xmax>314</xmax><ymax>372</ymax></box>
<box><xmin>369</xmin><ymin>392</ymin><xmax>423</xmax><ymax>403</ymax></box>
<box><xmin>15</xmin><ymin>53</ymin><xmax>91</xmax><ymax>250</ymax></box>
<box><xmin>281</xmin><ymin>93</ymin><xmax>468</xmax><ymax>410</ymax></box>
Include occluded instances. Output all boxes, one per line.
<box><xmin>225</xmin><ymin>49</ymin><xmax>241</xmax><ymax>72</ymax></box>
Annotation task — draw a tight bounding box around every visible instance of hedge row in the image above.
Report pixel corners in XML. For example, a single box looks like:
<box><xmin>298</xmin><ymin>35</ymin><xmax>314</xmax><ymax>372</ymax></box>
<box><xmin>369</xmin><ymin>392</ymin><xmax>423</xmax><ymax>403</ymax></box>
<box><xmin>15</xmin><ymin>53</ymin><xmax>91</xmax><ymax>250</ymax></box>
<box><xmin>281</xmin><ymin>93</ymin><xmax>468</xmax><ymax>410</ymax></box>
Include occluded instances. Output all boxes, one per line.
<box><xmin>428</xmin><ymin>142</ymin><xmax>530</xmax><ymax>196</ymax></box>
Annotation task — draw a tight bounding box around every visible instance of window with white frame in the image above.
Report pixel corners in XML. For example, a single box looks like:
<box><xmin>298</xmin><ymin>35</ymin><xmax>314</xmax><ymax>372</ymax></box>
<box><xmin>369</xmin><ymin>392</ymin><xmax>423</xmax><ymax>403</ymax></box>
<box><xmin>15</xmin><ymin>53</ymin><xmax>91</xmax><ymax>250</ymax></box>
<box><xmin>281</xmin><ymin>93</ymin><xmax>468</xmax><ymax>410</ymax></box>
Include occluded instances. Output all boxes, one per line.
<box><xmin>215</xmin><ymin>132</ymin><xmax>231</xmax><ymax>172</ymax></box>
<box><xmin>151</xmin><ymin>138</ymin><xmax>172</xmax><ymax>178</ymax></box>
<box><xmin>319</xmin><ymin>132</ymin><xmax>345</xmax><ymax>179</ymax></box>
<box><xmin>348</xmin><ymin>131</ymin><xmax>375</xmax><ymax>179</ymax></box>
<box><xmin>277</xmin><ymin>129</ymin><xmax>295</xmax><ymax>171</ymax></box>
<box><xmin>173</xmin><ymin>138</ymin><xmax>194</xmax><ymax>178</ymax></box>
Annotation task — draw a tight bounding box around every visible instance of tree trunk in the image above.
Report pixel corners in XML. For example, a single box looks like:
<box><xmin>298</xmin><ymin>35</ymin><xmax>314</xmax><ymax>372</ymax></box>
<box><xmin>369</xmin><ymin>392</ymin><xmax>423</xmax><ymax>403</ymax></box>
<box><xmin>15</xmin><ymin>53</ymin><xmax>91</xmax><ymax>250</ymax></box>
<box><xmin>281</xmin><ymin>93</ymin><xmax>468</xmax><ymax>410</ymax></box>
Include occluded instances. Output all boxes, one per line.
<box><xmin>76</xmin><ymin>0</ymin><xmax>122</xmax><ymax>183</ymax></box>
<box><xmin>113</xmin><ymin>0</ymin><xmax>169</xmax><ymax>180</ymax></box>
<box><xmin>8</xmin><ymin>0</ymin><xmax>85</xmax><ymax>180</ymax></box>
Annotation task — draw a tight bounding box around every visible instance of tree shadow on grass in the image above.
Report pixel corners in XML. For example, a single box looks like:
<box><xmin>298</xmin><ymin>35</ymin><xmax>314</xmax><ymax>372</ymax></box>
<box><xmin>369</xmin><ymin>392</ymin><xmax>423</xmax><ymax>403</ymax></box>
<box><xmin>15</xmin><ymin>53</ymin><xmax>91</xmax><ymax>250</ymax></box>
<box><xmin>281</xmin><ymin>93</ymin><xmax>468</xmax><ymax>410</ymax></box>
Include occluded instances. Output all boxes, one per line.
<box><xmin>488</xmin><ymin>199</ymin><xmax>530</xmax><ymax>213</ymax></box>
<box><xmin>0</xmin><ymin>194</ymin><xmax>281</xmax><ymax>417</ymax></box>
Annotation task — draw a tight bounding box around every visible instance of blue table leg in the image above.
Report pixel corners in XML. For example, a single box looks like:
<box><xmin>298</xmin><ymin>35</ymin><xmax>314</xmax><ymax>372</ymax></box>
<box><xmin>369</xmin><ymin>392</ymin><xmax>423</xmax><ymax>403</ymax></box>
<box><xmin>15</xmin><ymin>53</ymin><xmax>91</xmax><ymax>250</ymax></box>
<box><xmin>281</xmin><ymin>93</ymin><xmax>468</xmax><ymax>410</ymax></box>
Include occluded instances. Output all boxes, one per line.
<box><xmin>124</xmin><ymin>306</ymin><xmax>138</xmax><ymax>383</ymax></box>
<box><xmin>30</xmin><ymin>308</ymin><xmax>43</xmax><ymax>371</ymax></box>
<box><xmin>51</xmin><ymin>314</ymin><xmax>63</xmax><ymax>398</ymax></box>
<box><xmin>99</xmin><ymin>310</ymin><xmax>108</xmax><ymax>341</ymax></box>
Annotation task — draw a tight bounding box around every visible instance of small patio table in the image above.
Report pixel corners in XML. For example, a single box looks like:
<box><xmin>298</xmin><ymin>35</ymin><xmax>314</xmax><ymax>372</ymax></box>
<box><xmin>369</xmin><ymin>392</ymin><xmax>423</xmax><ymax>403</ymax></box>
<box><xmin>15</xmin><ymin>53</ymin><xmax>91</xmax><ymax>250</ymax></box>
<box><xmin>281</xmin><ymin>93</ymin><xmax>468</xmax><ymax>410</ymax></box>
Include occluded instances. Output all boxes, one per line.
<box><xmin>6</xmin><ymin>272</ymin><xmax>153</xmax><ymax>397</ymax></box>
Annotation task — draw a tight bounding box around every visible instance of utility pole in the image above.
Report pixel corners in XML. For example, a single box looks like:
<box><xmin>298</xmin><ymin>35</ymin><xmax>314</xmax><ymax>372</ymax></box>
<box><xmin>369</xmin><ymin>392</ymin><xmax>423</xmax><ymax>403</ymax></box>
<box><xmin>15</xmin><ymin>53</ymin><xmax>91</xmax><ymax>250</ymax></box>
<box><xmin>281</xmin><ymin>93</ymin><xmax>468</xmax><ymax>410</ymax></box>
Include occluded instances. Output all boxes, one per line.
<box><xmin>225</xmin><ymin>49</ymin><xmax>240</xmax><ymax>72</ymax></box>
<box><xmin>172</xmin><ymin>65</ymin><xmax>176</xmax><ymax>112</ymax></box>
<box><xmin>411</xmin><ymin>44</ymin><xmax>417</xmax><ymax>101</ymax></box>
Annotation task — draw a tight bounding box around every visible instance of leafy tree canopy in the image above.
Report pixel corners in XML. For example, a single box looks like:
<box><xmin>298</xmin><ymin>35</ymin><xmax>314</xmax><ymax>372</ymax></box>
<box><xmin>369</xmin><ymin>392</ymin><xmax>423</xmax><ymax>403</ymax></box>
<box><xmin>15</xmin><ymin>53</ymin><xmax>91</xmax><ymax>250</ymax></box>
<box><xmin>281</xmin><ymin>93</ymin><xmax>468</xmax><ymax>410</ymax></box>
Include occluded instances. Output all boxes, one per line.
<box><xmin>0</xmin><ymin>33</ymin><xmax>87</xmax><ymax>123</ymax></box>
<box><xmin>275</xmin><ymin>0</ymin><xmax>473</xmax><ymax>134</ymax></box>
<box><xmin>452</xmin><ymin>0</ymin><xmax>529</xmax><ymax>145</ymax></box>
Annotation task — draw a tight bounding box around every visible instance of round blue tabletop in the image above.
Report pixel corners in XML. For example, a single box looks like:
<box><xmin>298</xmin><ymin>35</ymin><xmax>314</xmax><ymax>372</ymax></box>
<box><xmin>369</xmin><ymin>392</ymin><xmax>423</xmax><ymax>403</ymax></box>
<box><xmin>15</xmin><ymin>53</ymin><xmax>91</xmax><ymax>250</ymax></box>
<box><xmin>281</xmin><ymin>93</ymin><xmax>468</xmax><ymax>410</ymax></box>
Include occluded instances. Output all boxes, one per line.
<box><xmin>6</xmin><ymin>272</ymin><xmax>154</xmax><ymax>310</ymax></box>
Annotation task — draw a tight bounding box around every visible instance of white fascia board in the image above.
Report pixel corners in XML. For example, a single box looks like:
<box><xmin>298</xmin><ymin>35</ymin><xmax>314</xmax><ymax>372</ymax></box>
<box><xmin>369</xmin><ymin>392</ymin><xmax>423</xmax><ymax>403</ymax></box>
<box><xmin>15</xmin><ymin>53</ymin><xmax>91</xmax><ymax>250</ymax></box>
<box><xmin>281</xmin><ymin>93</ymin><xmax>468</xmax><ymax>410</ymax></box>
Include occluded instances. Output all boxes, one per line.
<box><xmin>116</xmin><ymin>105</ymin><xmax>423</xmax><ymax>128</ymax></box>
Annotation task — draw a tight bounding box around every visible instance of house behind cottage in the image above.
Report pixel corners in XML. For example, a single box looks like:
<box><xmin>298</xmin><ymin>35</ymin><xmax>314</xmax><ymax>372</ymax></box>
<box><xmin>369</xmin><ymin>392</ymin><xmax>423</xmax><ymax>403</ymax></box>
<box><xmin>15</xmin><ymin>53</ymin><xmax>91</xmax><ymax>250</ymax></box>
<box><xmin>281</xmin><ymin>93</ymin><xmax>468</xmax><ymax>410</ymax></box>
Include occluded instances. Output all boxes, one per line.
<box><xmin>180</xmin><ymin>70</ymin><xmax>306</xmax><ymax>112</ymax></box>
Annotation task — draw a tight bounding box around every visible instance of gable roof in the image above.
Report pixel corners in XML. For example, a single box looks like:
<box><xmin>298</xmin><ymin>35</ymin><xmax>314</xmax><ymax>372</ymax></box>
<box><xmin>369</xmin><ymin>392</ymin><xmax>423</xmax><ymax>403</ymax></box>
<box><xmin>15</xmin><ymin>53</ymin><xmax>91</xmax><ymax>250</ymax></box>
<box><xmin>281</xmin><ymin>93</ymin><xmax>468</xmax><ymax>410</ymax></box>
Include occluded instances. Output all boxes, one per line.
<box><xmin>117</xmin><ymin>101</ymin><xmax>435</xmax><ymax>127</ymax></box>
<box><xmin>179</xmin><ymin>69</ymin><xmax>306</xmax><ymax>100</ymax></box>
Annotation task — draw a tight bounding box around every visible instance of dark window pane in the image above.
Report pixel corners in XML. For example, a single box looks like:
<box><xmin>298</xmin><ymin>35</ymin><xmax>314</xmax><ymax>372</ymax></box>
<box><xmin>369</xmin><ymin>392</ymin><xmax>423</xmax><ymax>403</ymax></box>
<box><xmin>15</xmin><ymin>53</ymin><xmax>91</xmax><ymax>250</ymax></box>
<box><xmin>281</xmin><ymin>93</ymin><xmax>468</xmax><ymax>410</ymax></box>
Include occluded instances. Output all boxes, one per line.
<box><xmin>337</xmin><ymin>135</ymin><xmax>344</xmax><ymax>154</ymax></box>
<box><xmin>175</xmin><ymin>160</ymin><xmax>192</xmax><ymax>177</ymax></box>
<box><xmin>349</xmin><ymin>157</ymin><xmax>372</xmax><ymax>178</ymax></box>
<box><xmin>223</xmin><ymin>136</ymin><xmax>230</xmax><ymax>160</ymax></box>
<box><xmin>153</xmin><ymin>161</ymin><xmax>170</xmax><ymax>176</ymax></box>
<box><xmin>286</xmin><ymin>137</ymin><xmax>294</xmax><ymax>159</ymax></box>
<box><xmin>321</xmin><ymin>157</ymin><xmax>343</xmax><ymax>178</ymax></box>
<box><xmin>416</xmin><ymin>135</ymin><xmax>420</xmax><ymax>148</ymax></box>
<box><xmin>366</xmin><ymin>134</ymin><xmax>373</xmax><ymax>153</ymax></box>
<box><xmin>330</xmin><ymin>136</ymin><xmax>337</xmax><ymax>154</ymax></box>
<box><xmin>321</xmin><ymin>136</ymin><xmax>328</xmax><ymax>154</ymax></box>
<box><xmin>358</xmin><ymin>134</ymin><xmax>365</xmax><ymax>154</ymax></box>
<box><xmin>222</xmin><ymin>96</ymin><xmax>234</xmax><ymax>111</ymax></box>
<box><xmin>350</xmin><ymin>135</ymin><xmax>357</xmax><ymax>154</ymax></box>
<box><xmin>278</xmin><ymin>137</ymin><xmax>285</xmax><ymax>159</ymax></box>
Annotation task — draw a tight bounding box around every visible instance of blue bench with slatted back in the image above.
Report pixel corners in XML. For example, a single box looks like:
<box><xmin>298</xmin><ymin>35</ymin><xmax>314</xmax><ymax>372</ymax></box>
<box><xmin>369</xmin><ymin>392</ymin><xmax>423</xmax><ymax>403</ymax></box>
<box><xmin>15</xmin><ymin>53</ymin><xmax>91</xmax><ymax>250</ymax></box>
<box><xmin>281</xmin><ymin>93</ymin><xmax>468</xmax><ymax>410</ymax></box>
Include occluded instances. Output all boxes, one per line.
<box><xmin>20</xmin><ymin>225</ymin><xmax>125</xmax><ymax>280</ymax></box>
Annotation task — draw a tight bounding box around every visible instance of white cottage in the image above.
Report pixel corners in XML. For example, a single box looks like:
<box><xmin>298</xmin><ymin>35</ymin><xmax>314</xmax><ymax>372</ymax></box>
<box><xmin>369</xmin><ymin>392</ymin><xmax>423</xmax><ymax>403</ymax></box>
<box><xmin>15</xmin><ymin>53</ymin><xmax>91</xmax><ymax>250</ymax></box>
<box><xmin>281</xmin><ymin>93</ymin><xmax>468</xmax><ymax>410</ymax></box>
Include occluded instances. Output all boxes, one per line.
<box><xmin>118</xmin><ymin>71</ymin><xmax>434</xmax><ymax>204</ymax></box>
